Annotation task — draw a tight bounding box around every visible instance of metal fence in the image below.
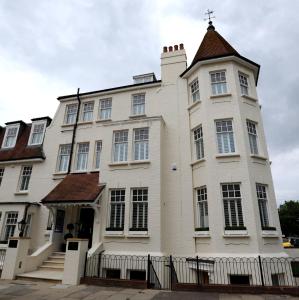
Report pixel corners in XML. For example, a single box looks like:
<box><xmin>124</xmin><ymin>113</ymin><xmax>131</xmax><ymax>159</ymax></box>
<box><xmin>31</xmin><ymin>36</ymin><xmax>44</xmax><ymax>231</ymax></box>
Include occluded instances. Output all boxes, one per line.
<box><xmin>0</xmin><ymin>249</ymin><xmax>6</xmax><ymax>272</ymax></box>
<box><xmin>84</xmin><ymin>254</ymin><xmax>299</xmax><ymax>289</ymax></box>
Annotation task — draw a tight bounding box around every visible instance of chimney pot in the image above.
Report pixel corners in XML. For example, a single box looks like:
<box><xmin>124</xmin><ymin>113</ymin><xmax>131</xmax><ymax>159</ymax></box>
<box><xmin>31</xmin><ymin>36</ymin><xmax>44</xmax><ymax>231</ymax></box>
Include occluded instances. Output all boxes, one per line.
<box><xmin>169</xmin><ymin>46</ymin><xmax>173</xmax><ymax>52</ymax></box>
<box><xmin>174</xmin><ymin>45</ymin><xmax>178</xmax><ymax>51</ymax></box>
<box><xmin>163</xmin><ymin>46</ymin><xmax>168</xmax><ymax>53</ymax></box>
<box><xmin>179</xmin><ymin>43</ymin><xmax>184</xmax><ymax>50</ymax></box>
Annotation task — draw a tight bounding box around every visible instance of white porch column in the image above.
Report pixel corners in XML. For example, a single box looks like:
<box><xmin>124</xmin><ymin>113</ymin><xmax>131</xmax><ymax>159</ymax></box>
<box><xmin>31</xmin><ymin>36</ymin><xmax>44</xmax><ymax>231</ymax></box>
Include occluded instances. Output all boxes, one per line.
<box><xmin>1</xmin><ymin>237</ymin><xmax>30</xmax><ymax>280</ymax></box>
<box><xmin>91</xmin><ymin>205</ymin><xmax>101</xmax><ymax>247</ymax></box>
<box><xmin>62</xmin><ymin>238</ymin><xmax>88</xmax><ymax>285</ymax></box>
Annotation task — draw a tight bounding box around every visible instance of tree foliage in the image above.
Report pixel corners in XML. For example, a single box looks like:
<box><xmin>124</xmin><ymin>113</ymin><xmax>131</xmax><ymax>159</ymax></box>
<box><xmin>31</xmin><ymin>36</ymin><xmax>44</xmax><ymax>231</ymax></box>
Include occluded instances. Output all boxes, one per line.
<box><xmin>278</xmin><ymin>200</ymin><xmax>299</xmax><ymax>237</ymax></box>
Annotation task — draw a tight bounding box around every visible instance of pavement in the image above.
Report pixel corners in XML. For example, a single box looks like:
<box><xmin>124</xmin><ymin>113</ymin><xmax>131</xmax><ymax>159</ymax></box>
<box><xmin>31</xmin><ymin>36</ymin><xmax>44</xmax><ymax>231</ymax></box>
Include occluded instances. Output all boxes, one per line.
<box><xmin>0</xmin><ymin>280</ymin><xmax>298</xmax><ymax>300</ymax></box>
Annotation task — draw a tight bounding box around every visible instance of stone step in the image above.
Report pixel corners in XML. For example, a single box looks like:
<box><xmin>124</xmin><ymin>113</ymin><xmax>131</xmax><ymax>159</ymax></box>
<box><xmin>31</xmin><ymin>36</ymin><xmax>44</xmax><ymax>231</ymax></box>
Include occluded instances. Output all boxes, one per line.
<box><xmin>16</xmin><ymin>269</ymin><xmax>63</xmax><ymax>283</ymax></box>
<box><xmin>39</xmin><ymin>265</ymin><xmax>64</xmax><ymax>271</ymax></box>
<box><xmin>43</xmin><ymin>261</ymin><xmax>64</xmax><ymax>267</ymax></box>
<box><xmin>52</xmin><ymin>252</ymin><xmax>65</xmax><ymax>256</ymax></box>
<box><xmin>48</xmin><ymin>255</ymin><xmax>65</xmax><ymax>260</ymax></box>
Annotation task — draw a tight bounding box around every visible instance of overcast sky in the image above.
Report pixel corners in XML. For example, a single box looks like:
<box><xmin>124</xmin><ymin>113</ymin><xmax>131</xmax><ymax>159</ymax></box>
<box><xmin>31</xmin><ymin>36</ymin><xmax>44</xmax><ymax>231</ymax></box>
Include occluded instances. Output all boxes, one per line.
<box><xmin>0</xmin><ymin>0</ymin><xmax>298</xmax><ymax>205</ymax></box>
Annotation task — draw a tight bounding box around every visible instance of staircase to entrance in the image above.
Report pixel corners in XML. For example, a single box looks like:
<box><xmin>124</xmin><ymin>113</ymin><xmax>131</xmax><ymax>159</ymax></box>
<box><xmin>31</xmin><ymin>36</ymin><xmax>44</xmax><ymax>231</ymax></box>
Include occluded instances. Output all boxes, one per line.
<box><xmin>17</xmin><ymin>252</ymin><xmax>65</xmax><ymax>282</ymax></box>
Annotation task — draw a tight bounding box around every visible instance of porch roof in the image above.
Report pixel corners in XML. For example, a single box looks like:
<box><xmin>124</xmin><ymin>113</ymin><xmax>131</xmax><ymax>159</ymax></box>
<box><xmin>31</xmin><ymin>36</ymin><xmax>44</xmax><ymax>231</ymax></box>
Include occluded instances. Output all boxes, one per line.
<box><xmin>41</xmin><ymin>172</ymin><xmax>105</xmax><ymax>204</ymax></box>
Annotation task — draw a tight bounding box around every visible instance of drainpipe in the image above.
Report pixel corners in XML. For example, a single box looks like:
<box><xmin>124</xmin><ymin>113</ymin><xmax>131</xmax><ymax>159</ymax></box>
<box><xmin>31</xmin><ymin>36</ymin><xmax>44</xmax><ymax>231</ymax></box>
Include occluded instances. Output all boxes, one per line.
<box><xmin>67</xmin><ymin>88</ymin><xmax>81</xmax><ymax>174</ymax></box>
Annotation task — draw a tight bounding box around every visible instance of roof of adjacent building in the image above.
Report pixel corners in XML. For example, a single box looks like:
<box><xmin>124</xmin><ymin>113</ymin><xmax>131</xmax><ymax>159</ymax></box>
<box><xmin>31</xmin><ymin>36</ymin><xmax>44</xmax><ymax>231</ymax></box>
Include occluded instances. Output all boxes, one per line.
<box><xmin>181</xmin><ymin>21</ymin><xmax>260</xmax><ymax>82</ymax></box>
<box><xmin>0</xmin><ymin>123</ymin><xmax>44</xmax><ymax>162</ymax></box>
<box><xmin>41</xmin><ymin>172</ymin><xmax>104</xmax><ymax>204</ymax></box>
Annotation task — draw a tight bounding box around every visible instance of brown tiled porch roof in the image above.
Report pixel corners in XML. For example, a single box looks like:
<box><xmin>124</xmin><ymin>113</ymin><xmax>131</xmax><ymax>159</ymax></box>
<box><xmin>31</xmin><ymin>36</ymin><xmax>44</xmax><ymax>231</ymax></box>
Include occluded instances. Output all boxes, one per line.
<box><xmin>41</xmin><ymin>172</ymin><xmax>104</xmax><ymax>204</ymax></box>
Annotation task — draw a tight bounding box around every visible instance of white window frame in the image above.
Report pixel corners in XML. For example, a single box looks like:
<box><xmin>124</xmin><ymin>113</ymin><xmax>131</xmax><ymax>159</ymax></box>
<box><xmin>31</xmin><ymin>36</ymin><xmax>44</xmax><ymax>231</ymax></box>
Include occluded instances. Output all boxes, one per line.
<box><xmin>23</xmin><ymin>213</ymin><xmax>32</xmax><ymax>238</ymax></box>
<box><xmin>239</xmin><ymin>72</ymin><xmax>249</xmax><ymax>96</ymax></box>
<box><xmin>94</xmin><ymin>140</ymin><xmax>102</xmax><ymax>169</ymax></box>
<box><xmin>75</xmin><ymin>142</ymin><xmax>89</xmax><ymax>171</ymax></box>
<box><xmin>210</xmin><ymin>70</ymin><xmax>228</xmax><ymax>95</ymax></box>
<box><xmin>256</xmin><ymin>183</ymin><xmax>270</xmax><ymax>228</ymax></box>
<box><xmin>113</xmin><ymin>130</ymin><xmax>128</xmax><ymax>162</ymax></box>
<box><xmin>133</xmin><ymin>128</ymin><xmax>149</xmax><ymax>161</ymax></box>
<box><xmin>64</xmin><ymin>103</ymin><xmax>78</xmax><ymax>124</ymax></box>
<box><xmin>215</xmin><ymin>119</ymin><xmax>236</xmax><ymax>154</ymax></box>
<box><xmin>130</xmin><ymin>188</ymin><xmax>148</xmax><ymax>231</ymax></box>
<box><xmin>107</xmin><ymin>189</ymin><xmax>126</xmax><ymax>230</ymax></box>
<box><xmin>190</xmin><ymin>78</ymin><xmax>200</xmax><ymax>102</ymax></box>
<box><xmin>99</xmin><ymin>98</ymin><xmax>112</xmax><ymax>120</ymax></box>
<box><xmin>18</xmin><ymin>165</ymin><xmax>33</xmax><ymax>192</ymax></box>
<box><xmin>1</xmin><ymin>124</ymin><xmax>20</xmax><ymax>149</ymax></box>
<box><xmin>196</xmin><ymin>186</ymin><xmax>209</xmax><ymax>229</ymax></box>
<box><xmin>82</xmin><ymin>101</ymin><xmax>94</xmax><ymax>122</ymax></box>
<box><xmin>222</xmin><ymin>183</ymin><xmax>244</xmax><ymax>228</ymax></box>
<box><xmin>193</xmin><ymin>126</ymin><xmax>204</xmax><ymax>160</ymax></box>
<box><xmin>56</xmin><ymin>144</ymin><xmax>71</xmax><ymax>173</ymax></box>
<box><xmin>0</xmin><ymin>168</ymin><xmax>4</xmax><ymax>186</ymax></box>
<box><xmin>28</xmin><ymin>120</ymin><xmax>47</xmax><ymax>146</ymax></box>
<box><xmin>247</xmin><ymin>120</ymin><xmax>259</xmax><ymax>155</ymax></box>
<box><xmin>1</xmin><ymin>211</ymin><xmax>18</xmax><ymax>242</ymax></box>
<box><xmin>132</xmin><ymin>94</ymin><xmax>145</xmax><ymax>116</ymax></box>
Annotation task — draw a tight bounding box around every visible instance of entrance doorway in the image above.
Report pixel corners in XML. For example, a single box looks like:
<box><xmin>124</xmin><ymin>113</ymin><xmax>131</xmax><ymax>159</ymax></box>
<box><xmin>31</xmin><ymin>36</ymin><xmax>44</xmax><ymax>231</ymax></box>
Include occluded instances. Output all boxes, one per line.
<box><xmin>78</xmin><ymin>208</ymin><xmax>94</xmax><ymax>248</ymax></box>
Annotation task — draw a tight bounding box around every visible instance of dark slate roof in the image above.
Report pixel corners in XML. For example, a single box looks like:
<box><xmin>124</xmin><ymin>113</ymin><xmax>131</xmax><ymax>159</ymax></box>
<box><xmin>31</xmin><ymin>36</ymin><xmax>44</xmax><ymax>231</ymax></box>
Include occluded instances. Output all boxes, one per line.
<box><xmin>41</xmin><ymin>172</ymin><xmax>104</xmax><ymax>204</ymax></box>
<box><xmin>0</xmin><ymin>123</ymin><xmax>44</xmax><ymax>162</ymax></box>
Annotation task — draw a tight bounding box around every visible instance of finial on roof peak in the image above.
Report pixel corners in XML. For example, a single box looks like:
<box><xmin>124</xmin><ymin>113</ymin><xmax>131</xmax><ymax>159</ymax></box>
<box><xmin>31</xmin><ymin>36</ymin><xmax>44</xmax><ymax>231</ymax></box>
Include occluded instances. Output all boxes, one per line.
<box><xmin>204</xmin><ymin>9</ymin><xmax>215</xmax><ymax>31</ymax></box>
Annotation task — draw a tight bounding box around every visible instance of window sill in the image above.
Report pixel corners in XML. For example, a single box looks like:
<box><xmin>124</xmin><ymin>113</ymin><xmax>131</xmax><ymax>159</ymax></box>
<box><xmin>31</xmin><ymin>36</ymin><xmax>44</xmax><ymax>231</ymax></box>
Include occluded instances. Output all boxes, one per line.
<box><xmin>130</xmin><ymin>160</ymin><xmax>151</xmax><ymax>165</ymax></box>
<box><xmin>127</xmin><ymin>231</ymin><xmax>149</xmax><ymax>238</ymax></box>
<box><xmin>223</xmin><ymin>230</ymin><xmax>249</xmax><ymax>237</ymax></box>
<box><xmin>14</xmin><ymin>191</ymin><xmax>29</xmax><ymax>195</ymax></box>
<box><xmin>95</xmin><ymin>119</ymin><xmax>112</xmax><ymax>123</ymax></box>
<box><xmin>129</xmin><ymin>114</ymin><xmax>147</xmax><ymax>119</ymax></box>
<box><xmin>250</xmin><ymin>154</ymin><xmax>267</xmax><ymax>161</ymax></box>
<box><xmin>241</xmin><ymin>94</ymin><xmax>257</xmax><ymax>102</ymax></box>
<box><xmin>108</xmin><ymin>162</ymin><xmax>129</xmax><ymax>167</ymax></box>
<box><xmin>194</xmin><ymin>231</ymin><xmax>210</xmax><ymax>238</ymax></box>
<box><xmin>77</xmin><ymin>121</ymin><xmax>93</xmax><ymax>125</ymax></box>
<box><xmin>262</xmin><ymin>230</ymin><xmax>279</xmax><ymax>238</ymax></box>
<box><xmin>190</xmin><ymin>158</ymin><xmax>205</xmax><ymax>166</ymax></box>
<box><xmin>61</xmin><ymin>123</ymin><xmax>75</xmax><ymax>128</ymax></box>
<box><xmin>210</xmin><ymin>93</ymin><xmax>232</xmax><ymax>99</ymax></box>
<box><xmin>188</xmin><ymin>101</ymin><xmax>201</xmax><ymax>111</ymax></box>
<box><xmin>104</xmin><ymin>231</ymin><xmax>124</xmax><ymax>237</ymax></box>
<box><xmin>215</xmin><ymin>153</ymin><xmax>240</xmax><ymax>159</ymax></box>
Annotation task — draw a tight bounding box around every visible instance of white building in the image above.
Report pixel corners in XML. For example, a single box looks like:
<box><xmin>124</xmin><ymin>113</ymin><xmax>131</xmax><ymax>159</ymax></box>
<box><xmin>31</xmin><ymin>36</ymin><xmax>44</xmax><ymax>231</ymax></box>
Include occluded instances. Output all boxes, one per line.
<box><xmin>0</xmin><ymin>22</ymin><xmax>287</xmax><ymax>284</ymax></box>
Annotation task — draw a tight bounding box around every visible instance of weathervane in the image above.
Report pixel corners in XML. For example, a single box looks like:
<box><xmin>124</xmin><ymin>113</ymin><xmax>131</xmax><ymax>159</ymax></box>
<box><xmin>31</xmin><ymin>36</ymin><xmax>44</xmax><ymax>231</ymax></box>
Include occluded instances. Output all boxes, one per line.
<box><xmin>204</xmin><ymin>9</ymin><xmax>215</xmax><ymax>22</ymax></box>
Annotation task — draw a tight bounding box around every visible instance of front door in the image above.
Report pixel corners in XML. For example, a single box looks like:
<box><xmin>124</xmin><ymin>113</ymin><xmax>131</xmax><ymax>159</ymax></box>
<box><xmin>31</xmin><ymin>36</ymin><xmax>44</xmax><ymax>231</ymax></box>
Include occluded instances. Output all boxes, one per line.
<box><xmin>78</xmin><ymin>208</ymin><xmax>94</xmax><ymax>248</ymax></box>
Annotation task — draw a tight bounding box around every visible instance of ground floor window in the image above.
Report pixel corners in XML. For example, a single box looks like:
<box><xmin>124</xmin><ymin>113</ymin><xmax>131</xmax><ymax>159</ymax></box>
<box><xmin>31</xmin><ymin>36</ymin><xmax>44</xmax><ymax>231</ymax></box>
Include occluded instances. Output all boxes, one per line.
<box><xmin>129</xmin><ymin>270</ymin><xmax>146</xmax><ymax>281</ymax></box>
<box><xmin>54</xmin><ymin>210</ymin><xmax>65</xmax><ymax>233</ymax></box>
<box><xmin>230</xmin><ymin>275</ymin><xmax>250</xmax><ymax>285</ymax></box>
<box><xmin>1</xmin><ymin>212</ymin><xmax>18</xmax><ymax>242</ymax></box>
<box><xmin>271</xmin><ymin>273</ymin><xmax>285</xmax><ymax>286</ymax></box>
<box><xmin>23</xmin><ymin>214</ymin><xmax>32</xmax><ymax>237</ymax></box>
<box><xmin>105</xmin><ymin>269</ymin><xmax>121</xmax><ymax>279</ymax></box>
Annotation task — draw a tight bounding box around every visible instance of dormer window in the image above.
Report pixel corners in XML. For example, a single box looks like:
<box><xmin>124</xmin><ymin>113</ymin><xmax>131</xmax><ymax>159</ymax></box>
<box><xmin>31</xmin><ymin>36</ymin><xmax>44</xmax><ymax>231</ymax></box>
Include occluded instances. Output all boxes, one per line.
<box><xmin>133</xmin><ymin>73</ymin><xmax>156</xmax><ymax>84</ymax></box>
<box><xmin>28</xmin><ymin>121</ymin><xmax>46</xmax><ymax>146</ymax></box>
<box><xmin>2</xmin><ymin>124</ymin><xmax>20</xmax><ymax>149</ymax></box>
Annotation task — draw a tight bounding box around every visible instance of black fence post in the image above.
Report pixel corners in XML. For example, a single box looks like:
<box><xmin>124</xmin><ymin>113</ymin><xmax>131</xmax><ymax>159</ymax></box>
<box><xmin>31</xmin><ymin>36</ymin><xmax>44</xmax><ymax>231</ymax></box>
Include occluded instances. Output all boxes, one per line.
<box><xmin>258</xmin><ymin>255</ymin><xmax>265</xmax><ymax>286</ymax></box>
<box><xmin>170</xmin><ymin>255</ymin><xmax>173</xmax><ymax>290</ymax></box>
<box><xmin>83</xmin><ymin>252</ymin><xmax>88</xmax><ymax>278</ymax></box>
<box><xmin>196</xmin><ymin>255</ymin><xmax>200</xmax><ymax>285</ymax></box>
<box><xmin>147</xmin><ymin>254</ymin><xmax>151</xmax><ymax>288</ymax></box>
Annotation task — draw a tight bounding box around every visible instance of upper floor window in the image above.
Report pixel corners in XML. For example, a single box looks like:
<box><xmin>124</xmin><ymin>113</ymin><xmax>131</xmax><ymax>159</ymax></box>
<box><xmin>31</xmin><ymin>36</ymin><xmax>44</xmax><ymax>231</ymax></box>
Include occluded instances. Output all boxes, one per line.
<box><xmin>247</xmin><ymin>121</ymin><xmax>258</xmax><ymax>155</ymax></box>
<box><xmin>94</xmin><ymin>140</ymin><xmax>102</xmax><ymax>169</ymax></box>
<box><xmin>82</xmin><ymin>101</ymin><xmax>94</xmax><ymax>122</ymax></box>
<box><xmin>65</xmin><ymin>104</ymin><xmax>78</xmax><ymax>124</ymax></box>
<box><xmin>28</xmin><ymin>122</ymin><xmax>46</xmax><ymax>145</ymax></box>
<box><xmin>2</xmin><ymin>125</ymin><xmax>19</xmax><ymax>148</ymax></box>
<box><xmin>190</xmin><ymin>78</ymin><xmax>200</xmax><ymax>102</ymax></box>
<box><xmin>196</xmin><ymin>187</ymin><xmax>209</xmax><ymax>229</ymax></box>
<box><xmin>194</xmin><ymin>126</ymin><xmax>204</xmax><ymax>160</ymax></box>
<box><xmin>132</xmin><ymin>94</ymin><xmax>145</xmax><ymax>115</ymax></box>
<box><xmin>113</xmin><ymin>130</ymin><xmax>128</xmax><ymax>162</ymax></box>
<box><xmin>108</xmin><ymin>189</ymin><xmax>125</xmax><ymax>230</ymax></box>
<box><xmin>1</xmin><ymin>212</ymin><xmax>18</xmax><ymax>242</ymax></box>
<box><xmin>76</xmin><ymin>143</ymin><xmax>89</xmax><ymax>171</ymax></box>
<box><xmin>0</xmin><ymin>168</ymin><xmax>4</xmax><ymax>186</ymax></box>
<box><xmin>222</xmin><ymin>183</ymin><xmax>244</xmax><ymax>229</ymax></box>
<box><xmin>216</xmin><ymin>120</ymin><xmax>235</xmax><ymax>154</ymax></box>
<box><xmin>256</xmin><ymin>184</ymin><xmax>269</xmax><ymax>229</ymax></box>
<box><xmin>57</xmin><ymin>144</ymin><xmax>71</xmax><ymax>172</ymax></box>
<box><xmin>134</xmin><ymin>128</ymin><xmax>149</xmax><ymax>160</ymax></box>
<box><xmin>210</xmin><ymin>71</ymin><xmax>227</xmax><ymax>95</ymax></box>
<box><xmin>18</xmin><ymin>165</ymin><xmax>32</xmax><ymax>191</ymax></box>
<box><xmin>239</xmin><ymin>73</ymin><xmax>249</xmax><ymax>95</ymax></box>
<box><xmin>99</xmin><ymin>98</ymin><xmax>112</xmax><ymax>120</ymax></box>
<box><xmin>131</xmin><ymin>188</ymin><xmax>148</xmax><ymax>231</ymax></box>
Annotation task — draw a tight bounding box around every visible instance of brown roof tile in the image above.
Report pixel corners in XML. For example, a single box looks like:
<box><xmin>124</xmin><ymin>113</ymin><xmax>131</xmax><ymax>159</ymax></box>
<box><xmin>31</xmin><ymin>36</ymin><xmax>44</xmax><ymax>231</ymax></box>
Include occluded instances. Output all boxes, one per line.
<box><xmin>41</xmin><ymin>172</ymin><xmax>104</xmax><ymax>203</ymax></box>
<box><xmin>192</xmin><ymin>22</ymin><xmax>239</xmax><ymax>64</ymax></box>
<box><xmin>0</xmin><ymin>123</ymin><xmax>45</xmax><ymax>162</ymax></box>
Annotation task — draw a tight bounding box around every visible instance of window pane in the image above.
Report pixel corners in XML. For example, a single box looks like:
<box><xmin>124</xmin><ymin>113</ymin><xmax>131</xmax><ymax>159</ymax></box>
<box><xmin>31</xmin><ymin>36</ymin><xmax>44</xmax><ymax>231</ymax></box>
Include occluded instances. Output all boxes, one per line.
<box><xmin>131</xmin><ymin>188</ymin><xmax>148</xmax><ymax>230</ymax></box>
<box><xmin>132</xmin><ymin>94</ymin><xmax>145</xmax><ymax>115</ymax></box>
<box><xmin>134</xmin><ymin>128</ymin><xmax>149</xmax><ymax>160</ymax></box>
<box><xmin>256</xmin><ymin>184</ymin><xmax>269</xmax><ymax>227</ymax></box>
<box><xmin>58</xmin><ymin>144</ymin><xmax>71</xmax><ymax>172</ymax></box>
<box><xmin>113</xmin><ymin>131</ymin><xmax>128</xmax><ymax>162</ymax></box>
<box><xmin>211</xmin><ymin>71</ymin><xmax>227</xmax><ymax>95</ymax></box>
<box><xmin>76</xmin><ymin>143</ymin><xmax>89</xmax><ymax>170</ymax></box>
<box><xmin>109</xmin><ymin>190</ymin><xmax>125</xmax><ymax>229</ymax></box>
<box><xmin>216</xmin><ymin>120</ymin><xmax>235</xmax><ymax>153</ymax></box>
<box><xmin>19</xmin><ymin>166</ymin><xmax>32</xmax><ymax>191</ymax></box>
<box><xmin>99</xmin><ymin>99</ymin><xmax>112</xmax><ymax>120</ymax></box>
<box><xmin>197</xmin><ymin>187</ymin><xmax>208</xmax><ymax>228</ymax></box>
<box><xmin>95</xmin><ymin>141</ymin><xmax>102</xmax><ymax>169</ymax></box>
<box><xmin>82</xmin><ymin>101</ymin><xmax>94</xmax><ymax>122</ymax></box>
